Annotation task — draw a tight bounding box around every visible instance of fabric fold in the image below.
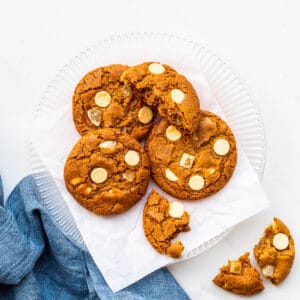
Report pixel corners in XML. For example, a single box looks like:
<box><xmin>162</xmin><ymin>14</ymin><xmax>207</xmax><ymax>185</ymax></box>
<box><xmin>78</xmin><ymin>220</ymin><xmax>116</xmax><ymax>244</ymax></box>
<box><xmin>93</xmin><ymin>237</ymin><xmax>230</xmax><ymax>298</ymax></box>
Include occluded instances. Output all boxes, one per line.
<box><xmin>0</xmin><ymin>175</ymin><xmax>190</xmax><ymax>300</ymax></box>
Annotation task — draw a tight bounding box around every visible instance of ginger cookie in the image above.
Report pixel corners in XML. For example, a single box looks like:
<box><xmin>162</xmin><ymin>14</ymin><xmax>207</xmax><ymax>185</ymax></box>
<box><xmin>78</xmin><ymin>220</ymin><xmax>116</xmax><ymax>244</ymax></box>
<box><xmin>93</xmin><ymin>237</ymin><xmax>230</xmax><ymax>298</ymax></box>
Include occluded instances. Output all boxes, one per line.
<box><xmin>121</xmin><ymin>62</ymin><xmax>201</xmax><ymax>134</ymax></box>
<box><xmin>254</xmin><ymin>217</ymin><xmax>295</xmax><ymax>285</ymax></box>
<box><xmin>73</xmin><ymin>64</ymin><xmax>155</xmax><ymax>140</ymax></box>
<box><xmin>64</xmin><ymin>128</ymin><xmax>150</xmax><ymax>215</ymax></box>
<box><xmin>213</xmin><ymin>252</ymin><xmax>264</xmax><ymax>295</ymax></box>
<box><xmin>143</xmin><ymin>190</ymin><xmax>190</xmax><ymax>258</ymax></box>
<box><xmin>145</xmin><ymin>111</ymin><xmax>237</xmax><ymax>200</ymax></box>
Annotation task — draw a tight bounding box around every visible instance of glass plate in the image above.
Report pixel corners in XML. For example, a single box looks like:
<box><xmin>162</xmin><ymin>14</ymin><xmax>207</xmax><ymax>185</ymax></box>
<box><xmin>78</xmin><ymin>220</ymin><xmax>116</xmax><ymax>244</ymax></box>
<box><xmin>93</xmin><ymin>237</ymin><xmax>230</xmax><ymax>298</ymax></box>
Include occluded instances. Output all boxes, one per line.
<box><xmin>29</xmin><ymin>32</ymin><xmax>266</xmax><ymax>259</ymax></box>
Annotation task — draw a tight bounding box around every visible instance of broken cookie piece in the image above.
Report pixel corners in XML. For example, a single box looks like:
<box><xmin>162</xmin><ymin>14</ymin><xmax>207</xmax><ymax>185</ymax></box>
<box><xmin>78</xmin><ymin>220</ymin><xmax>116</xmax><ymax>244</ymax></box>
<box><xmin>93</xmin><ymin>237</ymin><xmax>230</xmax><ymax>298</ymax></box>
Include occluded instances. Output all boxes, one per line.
<box><xmin>213</xmin><ymin>252</ymin><xmax>264</xmax><ymax>295</ymax></box>
<box><xmin>143</xmin><ymin>190</ymin><xmax>190</xmax><ymax>258</ymax></box>
<box><xmin>254</xmin><ymin>217</ymin><xmax>295</xmax><ymax>285</ymax></box>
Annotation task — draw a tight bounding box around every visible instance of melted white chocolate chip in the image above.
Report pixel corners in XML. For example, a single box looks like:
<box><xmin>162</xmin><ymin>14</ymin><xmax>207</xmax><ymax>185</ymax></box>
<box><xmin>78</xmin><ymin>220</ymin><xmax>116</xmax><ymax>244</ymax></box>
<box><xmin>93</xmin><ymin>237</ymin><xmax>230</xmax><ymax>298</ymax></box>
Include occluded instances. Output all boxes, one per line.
<box><xmin>169</xmin><ymin>202</ymin><xmax>184</xmax><ymax>218</ymax></box>
<box><xmin>94</xmin><ymin>91</ymin><xmax>111</xmax><ymax>107</ymax></box>
<box><xmin>99</xmin><ymin>140</ymin><xmax>116</xmax><ymax>150</ymax></box>
<box><xmin>90</xmin><ymin>167</ymin><xmax>108</xmax><ymax>184</ymax></box>
<box><xmin>165</xmin><ymin>168</ymin><xmax>178</xmax><ymax>182</ymax></box>
<box><xmin>171</xmin><ymin>89</ymin><xmax>185</xmax><ymax>104</ymax></box>
<box><xmin>138</xmin><ymin>106</ymin><xmax>153</xmax><ymax>124</ymax></box>
<box><xmin>208</xmin><ymin>168</ymin><xmax>215</xmax><ymax>175</ymax></box>
<box><xmin>85</xmin><ymin>187</ymin><xmax>93</xmax><ymax>195</ymax></box>
<box><xmin>122</xmin><ymin>173</ymin><xmax>135</xmax><ymax>182</ymax></box>
<box><xmin>229</xmin><ymin>261</ymin><xmax>242</xmax><ymax>274</ymax></box>
<box><xmin>273</xmin><ymin>233</ymin><xmax>289</xmax><ymax>250</ymax></box>
<box><xmin>213</xmin><ymin>139</ymin><xmax>230</xmax><ymax>155</ymax></box>
<box><xmin>179</xmin><ymin>153</ymin><xmax>195</xmax><ymax>169</ymax></box>
<box><xmin>148</xmin><ymin>63</ymin><xmax>165</xmax><ymax>74</ymax></box>
<box><xmin>70</xmin><ymin>177</ymin><xmax>82</xmax><ymax>185</ymax></box>
<box><xmin>166</xmin><ymin>125</ymin><xmax>182</xmax><ymax>141</ymax></box>
<box><xmin>87</xmin><ymin>109</ymin><xmax>101</xmax><ymax>126</ymax></box>
<box><xmin>262</xmin><ymin>265</ymin><xmax>274</xmax><ymax>277</ymax></box>
<box><xmin>125</xmin><ymin>150</ymin><xmax>140</xmax><ymax>166</ymax></box>
<box><xmin>123</xmin><ymin>85</ymin><xmax>132</xmax><ymax>97</ymax></box>
<box><xmin>189</xmin><ymin>175</ymin><xmax>205</xmax><ymax>191</ymax></box>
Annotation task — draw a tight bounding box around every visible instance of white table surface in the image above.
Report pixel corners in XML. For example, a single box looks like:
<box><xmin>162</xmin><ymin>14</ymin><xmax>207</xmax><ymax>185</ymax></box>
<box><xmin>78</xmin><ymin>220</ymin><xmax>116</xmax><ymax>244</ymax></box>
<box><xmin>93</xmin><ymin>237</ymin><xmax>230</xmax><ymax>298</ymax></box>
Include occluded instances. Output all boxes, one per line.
<box><xmin>0</xmin><ymin>1</ymin><xmax>299</xmax><ymax>299</ymax></box>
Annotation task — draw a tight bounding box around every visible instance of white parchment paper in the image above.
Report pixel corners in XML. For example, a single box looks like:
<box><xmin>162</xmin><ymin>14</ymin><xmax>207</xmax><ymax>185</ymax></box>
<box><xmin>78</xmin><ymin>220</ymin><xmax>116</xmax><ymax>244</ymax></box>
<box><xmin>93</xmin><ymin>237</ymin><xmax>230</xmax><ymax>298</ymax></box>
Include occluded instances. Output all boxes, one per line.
<box><xmin>32</xmin><ymin>65</ymin><xmax>270</xmax><ymax>292</ymax></box>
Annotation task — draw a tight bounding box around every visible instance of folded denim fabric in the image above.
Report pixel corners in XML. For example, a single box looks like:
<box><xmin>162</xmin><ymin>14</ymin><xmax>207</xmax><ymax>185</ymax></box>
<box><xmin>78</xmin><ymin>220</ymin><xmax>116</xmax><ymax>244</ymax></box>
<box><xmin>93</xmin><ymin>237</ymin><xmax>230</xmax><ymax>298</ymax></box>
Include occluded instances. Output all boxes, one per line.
<box><xmin>0</xmin><ymin>176</ymin><xmax>190</xmax><ymax>300</ymax></box>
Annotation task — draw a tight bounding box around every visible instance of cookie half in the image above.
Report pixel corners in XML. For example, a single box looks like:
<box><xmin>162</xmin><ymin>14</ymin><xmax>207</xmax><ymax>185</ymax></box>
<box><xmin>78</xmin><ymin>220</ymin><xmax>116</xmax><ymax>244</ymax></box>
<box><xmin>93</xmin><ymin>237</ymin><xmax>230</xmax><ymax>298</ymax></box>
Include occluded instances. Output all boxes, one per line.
<box><xmin>121</xmin><ymin>62</ymin><xmax>201</xmax><ymax>134</ymax></box>
<box><xmin>254</xmin><ymin>217</ymin><xmax>295</xmax><ymax>285</ymax></box>
<box><xmin>64</xmin><ymin>128</ymin><xmax>150</xmax><ymax>215</ymax></box>
<box><xmin>143</xmin><ymin>190</ymin><xmax>190</xmax><ymax>258</ymax></box>
<box><xmin>145</xmin><ymin>111</ymin><xmax>237</xmax><ymax>200</ymax></box>
<box><xmin>213</xmin><ymin>252</ymin><xmax>264</xmax><ymax>295</ymax></box>
<box><xmin>73</xmin><ymin>64</ymin><xmax>155</xmax><ymax>140</ymax></box>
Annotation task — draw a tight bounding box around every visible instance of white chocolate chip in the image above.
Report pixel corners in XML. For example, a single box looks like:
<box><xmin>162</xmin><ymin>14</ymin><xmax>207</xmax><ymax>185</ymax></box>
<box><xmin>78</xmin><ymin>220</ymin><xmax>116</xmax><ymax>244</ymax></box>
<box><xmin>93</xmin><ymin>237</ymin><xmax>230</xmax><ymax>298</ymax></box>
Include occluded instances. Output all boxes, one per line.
<box><xmin>204</xmin><ymin>117</ymin><xmax>214</xmax><ymax>125</ymax></box>
<box><xmin>273</xmin><ymin>233</ymin><xmax>289</xmax><ymax>250</ymax></box>
<box><xmin>169</xmin><ymin>202</ymin><xmax>184</xmax><ymax>218</ymax></box>
<box><xmin>148</xmin><ymin>63</ymin><xmax>165</xmax><ymax>74</ymax></box>
<box><xmin>70</xmin><ymin>177</ymin><xmax>82</xmax><ymax>185</ymax></box>
<box><xmin>179</xmin><ymin>153</ymin><xmax>195</xmax><ymax>169</ymax></box>
<box><xmin>262</xmin><ymin>265</ymin><xmax>274</xmax><ymax>277</ymax></box>
<box><xmin>85</xmin><ymin>187</ymin><xmax>93</xmax><ymax>195</ymax></box>
<box><xmin>213</xmin><ymin>139</ymin><xmax>230</xmax><ymax>155</ymax></box>
<box><xmin>123</xmin><ymin>85</ymin><xmax>132</xmax><ymax>97</ymax></box>
<box><xmin>122</xmin><ymin>127</ymin><xmax>130</xmax><ymax>133</ymax></box>
<box><xmin>229</xmin><ymin>261</ymin><xmax>242</xmax><ymax>274</ymax></box>
<box><xmin>208</xmin><ymin>168</ymin><xmax>215</xmax><ymax>175</ymax></box>
<box><xmin>189</xmin><ymin>175</ymin><xmax>205</xmax><ymax>191</ymax></box>
<box><xmin>166</xmin><ymin>125</ymin><xmax>182</xmax><ymax>141</ymax></box>
<box><xmin>90</xmin><ymin>167</ymin><xmax>108</xmax><ymax>184</ymax></box>
<box><xmin>125</xmin><ymin>150</ymin><xmax>140</xmax><ymax>166</ymax></box>
<box><xmin>138</xmin><ymin>106</ymin><xmax>153</xmax><ymax>124</ymax></box>
<box><xmin>165</xmin><ymin>168</ymin><xmax>178</xmax><ymax>182</ymax></box>
<box><xmin>171</xmin><ymin>89</ymin><xmax>185</xmax><ymax>104</ymax></box>
<box><xmin>87</xmin><ymin>109</ymin><xmax>101</xmax><ymax>126</ymax></box>
<box><xmin>122</xmin><ymin>173</ymin><xmax>135</xmax><ymax>182</ymax></box>
<box><xmin>99</xmin><ymin>140</ymin><xmax>116</xmax><ymax>150</ymax></box>
<box><xmin>94</xmin><ymin>91</ymin><xmax>111</xmax><ymax>107</ymax></box>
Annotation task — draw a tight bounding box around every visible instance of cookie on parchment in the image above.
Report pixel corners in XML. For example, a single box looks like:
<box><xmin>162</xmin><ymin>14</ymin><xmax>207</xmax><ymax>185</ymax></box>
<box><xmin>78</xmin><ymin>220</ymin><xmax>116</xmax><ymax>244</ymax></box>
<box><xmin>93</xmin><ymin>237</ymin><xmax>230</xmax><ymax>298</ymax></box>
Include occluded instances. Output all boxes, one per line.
<box><xmin>145</xmin><ymin>111</ymin><xmax>237</xmax><ymax>200</ymax></box>
<box><xmin>143</xmin><ymin>190</ymin><xmax>190</xmax><ymax>258</ymax></box>
<box><xmin>64</xmin><ymin>128</ymin><xmax>150</xmax><ymax>215</ymax></box>
<box><xmin>213</xmin><ymin>252</ymin><xmax>264</xmax><ymax>295</ymax></box>
<box><xmin>73</xmin><ymin>64</ymin><xmax>155</xmax><ymax>140</ymax></box>
<box><xmin>121</xmin><ymin>62</ymin><xmax>200</xmax><ymax>134</ymax></box>
<box><xmin>254</xmin><ymin>217</ymin><xmax>295</xmax><ymax>285</ymax></box>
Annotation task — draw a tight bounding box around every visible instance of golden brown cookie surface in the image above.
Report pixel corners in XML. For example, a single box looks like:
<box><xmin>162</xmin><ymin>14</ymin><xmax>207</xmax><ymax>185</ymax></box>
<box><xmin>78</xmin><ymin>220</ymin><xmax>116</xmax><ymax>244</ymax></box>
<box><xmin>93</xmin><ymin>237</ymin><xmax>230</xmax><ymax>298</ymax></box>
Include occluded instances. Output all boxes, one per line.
<box><xmin>213</xmin><ymin>252</ymin><xmax>264</xmax><ymax>295</ymax></box>
<box><xmin>254</xmin><ymin>217</ymin><xmax>295</xmax><ymax>285</ymax></box>
<box><xmin>121</xmin><ymin>62</ymin><xmax>201</xmax><ymax>134</ymax></box>
<box><xmin>143</xmin><ymin>190</ymin><xmax>190</xmax><ymax>258</ymax></box>
<box><xmin>145</xmin><ymin>111</ymin><xmax>237</xmax><ymax>200</ymax></box>
<box><xmin>64</xmin><ymin>128</ymin><xmax>150</xmax><ymax>215</ymax></box>
<box><xmin>73</xmin><ymin>64</ymin><xmax>155</xmax><ymax>140</ymax></box>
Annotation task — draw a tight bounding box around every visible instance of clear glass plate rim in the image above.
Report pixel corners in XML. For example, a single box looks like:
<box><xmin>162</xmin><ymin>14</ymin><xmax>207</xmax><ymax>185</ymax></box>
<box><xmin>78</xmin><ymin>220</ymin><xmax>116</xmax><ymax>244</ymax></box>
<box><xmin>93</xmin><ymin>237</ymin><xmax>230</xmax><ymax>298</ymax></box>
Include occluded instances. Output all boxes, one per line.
<box><xmin>29</xmin><ymin>32</ymin><xmax>266</xmax><ymax>261</ymax></box>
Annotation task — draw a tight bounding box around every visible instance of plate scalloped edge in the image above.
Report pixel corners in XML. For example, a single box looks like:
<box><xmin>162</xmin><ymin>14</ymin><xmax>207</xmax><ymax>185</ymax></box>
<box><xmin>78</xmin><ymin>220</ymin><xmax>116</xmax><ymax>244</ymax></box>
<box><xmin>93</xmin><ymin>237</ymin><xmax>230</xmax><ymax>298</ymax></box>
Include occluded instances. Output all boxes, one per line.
<box><xmin>28</xmin><ymin>32</ymin><xmax>266</xmax><ymax>259</ymax></box>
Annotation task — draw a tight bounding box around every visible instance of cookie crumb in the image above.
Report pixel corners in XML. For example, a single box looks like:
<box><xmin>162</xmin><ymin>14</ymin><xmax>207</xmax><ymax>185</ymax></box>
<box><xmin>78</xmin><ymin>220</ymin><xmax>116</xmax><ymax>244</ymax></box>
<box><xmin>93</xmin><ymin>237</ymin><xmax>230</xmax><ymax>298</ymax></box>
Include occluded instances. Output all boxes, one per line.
<box><xmin>167</xmin><ymin>240</ymin><xmax>184</xmax><ymax>258</ymax></box>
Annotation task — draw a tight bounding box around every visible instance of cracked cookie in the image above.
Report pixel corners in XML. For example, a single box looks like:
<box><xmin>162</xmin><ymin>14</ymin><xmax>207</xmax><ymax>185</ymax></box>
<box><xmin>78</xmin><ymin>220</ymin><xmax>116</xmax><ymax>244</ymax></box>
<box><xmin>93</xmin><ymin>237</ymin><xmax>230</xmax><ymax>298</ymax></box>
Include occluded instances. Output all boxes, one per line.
<box><xmin>254</xmin><ymin>217</ymin><xmax>295</xmax><ymax>285</ymax></box>
<box><xmin>213</xmin><ymin>252</ymin><xmax>264</xmax><ymax>295</ymax></box>
<box><xmin>121</xmin><ymin>62</ymin><xmax>201</xmax><ymax>134</ymax></box>
<box><xmin>73</xmin><ymin>64</ymin><xmax>155</xmax><ymax>140</ymax></box>
<box><xmin>145</xmin><ymin>111</ymin><xmax>237</xmax><ymax>200</ymax></box>
<box><xmin>64</xmin><ymin>128</ymin><xmax>150</xmax><ymax>215</ymax></box>
<box><xmin>143</xmin><ymin>190</ymin><xmax>190</xmax><ymax>258</ymax></box>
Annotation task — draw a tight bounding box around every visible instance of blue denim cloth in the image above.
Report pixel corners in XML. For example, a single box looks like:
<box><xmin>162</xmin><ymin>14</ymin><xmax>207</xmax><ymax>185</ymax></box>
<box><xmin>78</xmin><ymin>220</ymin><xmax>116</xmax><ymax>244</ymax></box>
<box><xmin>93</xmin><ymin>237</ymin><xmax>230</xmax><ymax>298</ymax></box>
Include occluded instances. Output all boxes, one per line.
<box><xmin>0</xmin><ymin>176</ymin><xmax>190</xmax><ymax>300</ymax></box>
